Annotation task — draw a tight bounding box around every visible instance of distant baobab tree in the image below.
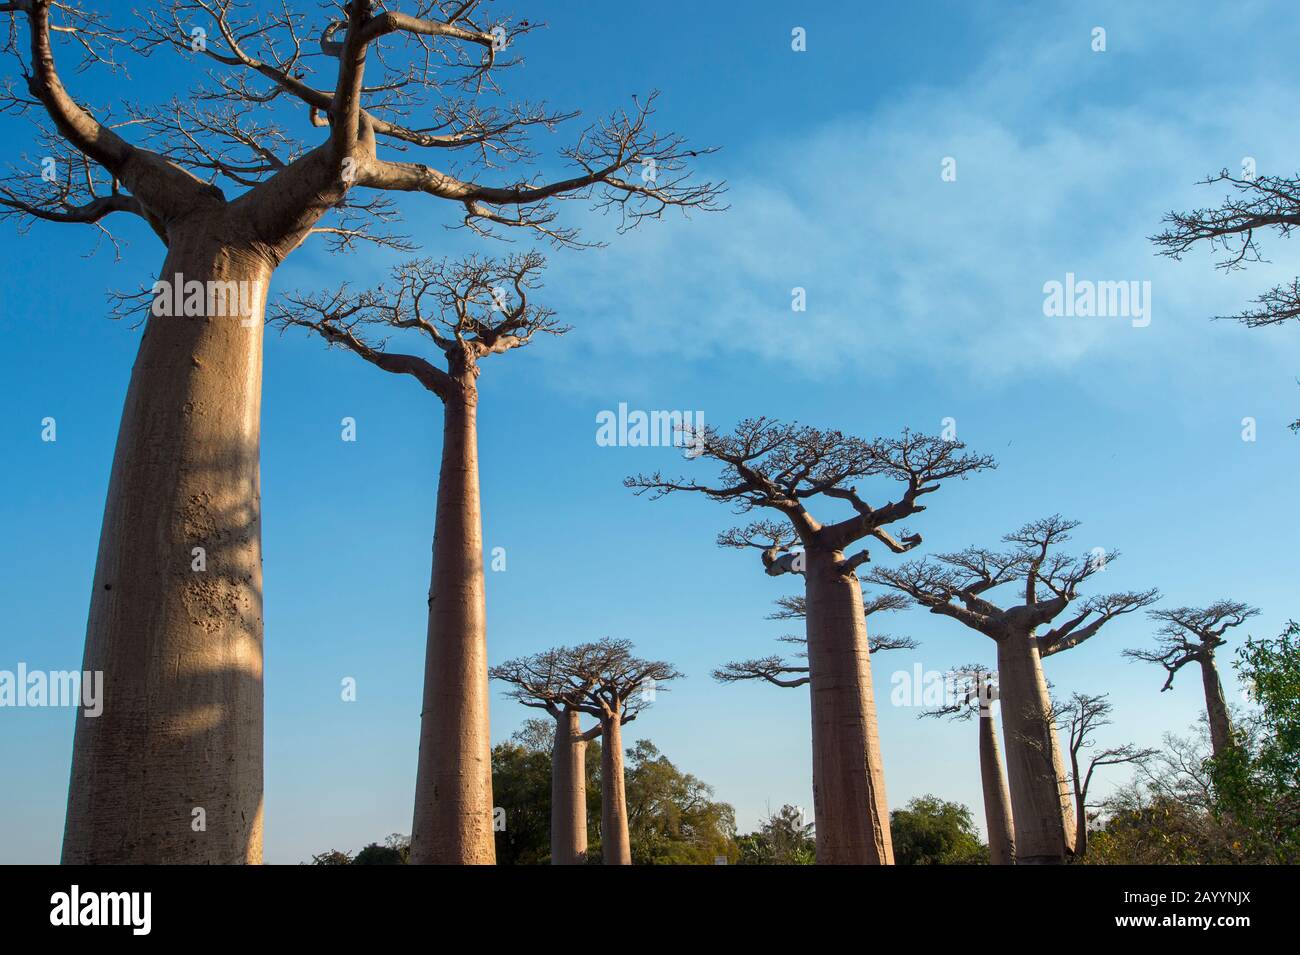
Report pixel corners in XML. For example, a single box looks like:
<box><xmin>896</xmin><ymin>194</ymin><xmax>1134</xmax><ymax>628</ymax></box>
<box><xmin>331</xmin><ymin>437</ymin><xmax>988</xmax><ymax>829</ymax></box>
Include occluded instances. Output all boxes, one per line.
<box><xmin>713</xmin><ymin>591</ymin><xmax>917</xmax><ymax>687</ymax></box>
<box><xmin>274</xmin><ymin>253</ymin><xmax>564</xmax><ymax>863</ymax></box>
<box><xmin>1125</xmin><ymin>601</ymin><xmax>1260</xmax><ymax>759</ymax></box>
<box><xmin>0</xmin><ymin>0</ymin><xmax>718</xmax><ymax>863</ymax></box>
<box><xmin>1152</xmin><ymin>168</ymin><xmax>1300</xmax><ymax>427</ymax></box>
<box><xmin>1056</xmin><ymin>692</ymin><xmax>1158</xmax><ymax>859</ymax></box>
<box><xmin>922</xmin><ymin>665</ymin><xmax>1015</xmax><ymax>865</ymax></box>
<box><xmin>628</xmin><ymin>419</ymin><xmax>995</xmax><ymax>864</ymax></box>
<box><xmin>490</xmin><ymin>646</ymin><xmax>642</xmax><ymax>866</ymax></box>
<box><xmin>869</xmin><ymin>515</ymin><xmax>1159</xmax><ymax>864</ymax></box>
<box><xmin>535</xmin><ymin>639</ymin><xmax>680</xmax><ymax>865</ymax></box>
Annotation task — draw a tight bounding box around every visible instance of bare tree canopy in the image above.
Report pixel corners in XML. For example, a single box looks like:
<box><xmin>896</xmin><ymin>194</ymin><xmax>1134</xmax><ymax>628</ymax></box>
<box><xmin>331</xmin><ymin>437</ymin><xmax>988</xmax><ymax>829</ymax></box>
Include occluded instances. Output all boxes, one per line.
<box><xmin>0</xmin><ymin>0</ymin><xmax>724</xmax><ymax>256</ymax></box>
<box><xmin>1126</xmin><ymin>600</ymin><xmax>1261</xmax><ymax>691</ymax></box>
<box><xmin>1152</xmin><ymin>170</ymin><xmax>1300</xmax><ymax>326</ymax></box>
<box><xmin>920</xmin><ymin>663</ymin><xmax>996</xmax><ymax>722</ymax></box>
<box><xmin>1059</xmin><ymin>692</ymin><xmax>1159</xmax><ymax>858</ymax></box>
<box><xmin>493</xmin><ymin>638</ymin><xmax>680</xmax><ymax>724</ymax></box>
<box><xmin>627</xmin><ymin>418</ymin><xmax>995</xmax><ymax>573</ymax></box>
<box><xmin>270</xmin><ymin>250</ymin><xmax>562</xmax><ymax>393</ymax></box>
<box><xmin>869</xmin><ymin>514</ymin><xmax>1159</xmax><ymax>649</ymax></box>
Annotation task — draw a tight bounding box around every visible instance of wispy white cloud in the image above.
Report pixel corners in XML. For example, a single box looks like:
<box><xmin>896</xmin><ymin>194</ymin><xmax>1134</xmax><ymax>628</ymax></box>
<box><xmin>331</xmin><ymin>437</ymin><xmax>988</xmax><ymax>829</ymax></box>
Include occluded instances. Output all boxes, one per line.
<box><xmin>535</xmin><ymin>5</ymin><xmax>1300</xmax><ymax>402</ymax></box>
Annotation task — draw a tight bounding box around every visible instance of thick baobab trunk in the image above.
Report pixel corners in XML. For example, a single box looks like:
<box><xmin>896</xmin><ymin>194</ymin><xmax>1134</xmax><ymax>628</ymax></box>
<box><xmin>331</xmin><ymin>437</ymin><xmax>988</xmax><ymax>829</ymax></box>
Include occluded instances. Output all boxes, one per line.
<box><xmin>996</xmin><ymin>635</ymin><xmax>1074</xmax><ymax>864</ymax></box>
<box><xmin>1200</xmin><ymin>654</ymin><xmax>1233</xmax><ymax>759</ymax></box>
<box><xmin>551</xmin><ymin>708</ymin><xmax>589</xmax><ymax>865</ymax></box>
<box><xmin>62</xmin><ymin>226</ymin><xmax>272</xmax><ymax>864</ymax></box>
<box><xmin>979</xmin><ymin>712</ymin><xmax>1016</xmax><ymax>865</ymax></box>
<box><xmin>410</xmin><ymin>385</ymin><xmax>495</xmax><ymax>864</ymax></box>
<box><xmin>599</xmin><ymin>716</ymin><xmax>631</xmax><ymax>865</ymax></box>
<box><xmin>803</xmin><ymin>550</ymin><xmax>893</xmax><ymax>864</ymax></box>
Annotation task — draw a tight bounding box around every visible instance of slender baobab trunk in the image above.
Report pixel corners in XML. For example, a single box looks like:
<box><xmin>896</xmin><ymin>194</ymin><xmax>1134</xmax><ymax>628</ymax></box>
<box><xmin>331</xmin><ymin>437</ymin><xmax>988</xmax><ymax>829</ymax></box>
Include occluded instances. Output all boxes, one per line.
<box><xmin>62</xmin><ymin>227</ymin><xmax>272</xmax><ymax>864</ymax></box>
<box><xmin>599</xmin><ymin>715</ymin><xmax>631</xmax><ymax>865</ymax></box>
<box><xmin>803</xmin><ymin>551</ymin><xmax>893</xmax><ymax>864</ymax></box>
<box><xmin>996</xmin><ymin>634</ymin><xmax>1074</xmax><ymax>864</ymax></box>
<box><xmin>410</xmin><ymin>381</ymin><xmax>495</xmax><ymax>864</ymax></box>
<box><xmin>979</xmin><ymin>711</ymin><xmax>1016</xmax><ymax>865</ymax></box>
<box><xmin>1200</xmin><ymin>654</ymin><xmax>1233</xmax><ymax>759</ymax></box>
<box><xmin>551</xmin><ymin>708</ymin><xmax>589</xmax><ymax>865</ymax></box>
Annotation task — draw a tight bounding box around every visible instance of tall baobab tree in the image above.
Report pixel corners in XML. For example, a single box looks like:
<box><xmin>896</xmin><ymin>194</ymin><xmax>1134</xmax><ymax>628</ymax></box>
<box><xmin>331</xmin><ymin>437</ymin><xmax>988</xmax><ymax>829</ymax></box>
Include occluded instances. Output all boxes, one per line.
<box><xmin>1125</xmin><ymin>601</ymin><xmax>1260</xmax><ymax>758</ymax></box>
<box><xmin>922</xmin><ymin>665</ymin><xmax>1015</xmax><ymax>865</ymax></box>
<box><xmin>713</xmin><ymin>591</ymin><xmax>918</xmax><ymax>687</ymax></box>
<box><xmin>490</xmin><ymin>646</ymin><xmax>643</xmax><ymax>866</ymax></box>
<box><xmin>627</xmin><ymin>419</ymin><xmax>995</xmax><ymax>864</ymax></box>
<box><xmin>1152</xmin><ymin>169</ymin><xmax>1300</xmax><ymax>428</ymax></box>
<box><xmin>546</xmin><ymin>639</ymin><xmax>681</xmax><ymax>865</ymax></box>
<box><xmin>0</xmin><ymin>0</ymin><xmax>719</xmax><ymax>864</ymax></box>
<box><xmin>274</xmin><ymin>253</ymin><xmax>564</xmax><ymax>863</ymax></box>
<box><xmin>869</xmin><ymin>516</ymin><xmax>1159</xmax><ymax>864</ymax></box>
<box><xmin>1057</xmin><ymin>692</ymin><xmax>1157</xmax><ymax>859</ymax></box>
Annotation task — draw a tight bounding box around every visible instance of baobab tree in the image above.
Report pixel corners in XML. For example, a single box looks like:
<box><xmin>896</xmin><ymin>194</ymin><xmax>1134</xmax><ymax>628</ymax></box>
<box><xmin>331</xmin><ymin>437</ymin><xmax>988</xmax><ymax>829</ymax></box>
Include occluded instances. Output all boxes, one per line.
<box><xmin>1056</xmin><ymin>692</ymin><xmax>1157</xmax><ymax>859</ymax></box>
<box><xmin>922</xmin><ymin>665</ymin><xmax>1015</xmax><ymax>865</ymax></box>
<box><xmin>1152</xmin><ymin>169</ymin><xmax>1300</xmax><ymax>428</ymax></box>
<box><xmin>869</xmin><ymin>516</ymin><xmax>1159</xmax><ymax>864</ymax></box>
<box><xmin>1125</xmin><ymin>601</ymin><xmax>1260</xmax><ymax>758</ymax></box>
<box><xmin>540</xmin><ymin>639</ymin><xmax>680</xmax><ymax>865</ymax></box>
<box><xmin>490</xmin><ymin>646</ymin><xmax>644</xmax><ymax>866</ymax></box>
<box><xmin>274</xmin><ymin>253</ymin><xmax>566</xmax><ymax>863</ymax></box>
<box><xmin>713</xmin><ymin>591</ymin><xmax>918</xmax><ymax>688</ymax></box>
<box><xmin>627</xmin><ymin>419</ymin><xmax>995</xmax><ymax>864</ymax></box>
<box><xmin>0</xmin><ymin>0</ymin><xmax>718</xmax><ymax>863</ymax></box>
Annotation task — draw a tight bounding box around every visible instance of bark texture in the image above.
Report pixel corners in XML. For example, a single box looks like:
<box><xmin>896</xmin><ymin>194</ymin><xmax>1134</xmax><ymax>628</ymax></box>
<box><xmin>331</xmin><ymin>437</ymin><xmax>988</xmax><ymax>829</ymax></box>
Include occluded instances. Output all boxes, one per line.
<box><xmin>804</xmin><ymin>551</ymin><xmax>893</xmax><ymax>865</ymax></box>
<box><xmin>978</xmin><ymin>712</ymin><xmax>1016</xmax><ymax>866</ymax></box>
<box><xmin>551</xmin><ymin>708</ymin><xmax>589</xmax><ymax>865</ymax></box>
<box><xmin>996</xmin><ymin>635</ymin><xmax>1074</xmax><ymax>864</ymax></box>
<box><xmin>63</xmin><ymin>224</ymin><xmax>272</xmax><ymax>863</ymax></box>
<box><xmin>599</xmin><ymin>716</ymin><xmax>631</xmax><ymax>865</ymax></box>
<box><xmin>410</xmin><ymin>385</ymin><xmax>495</xmax><ymax>864</ymax></box>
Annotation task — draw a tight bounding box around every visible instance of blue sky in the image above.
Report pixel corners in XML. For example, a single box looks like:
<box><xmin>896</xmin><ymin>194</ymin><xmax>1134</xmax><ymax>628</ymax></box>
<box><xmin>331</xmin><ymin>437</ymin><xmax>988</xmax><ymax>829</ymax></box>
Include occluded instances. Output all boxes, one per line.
<box><xmin>2</xmin><ymin>0</ymin><xmax>1299</xmax><ymax>863</ymax></box>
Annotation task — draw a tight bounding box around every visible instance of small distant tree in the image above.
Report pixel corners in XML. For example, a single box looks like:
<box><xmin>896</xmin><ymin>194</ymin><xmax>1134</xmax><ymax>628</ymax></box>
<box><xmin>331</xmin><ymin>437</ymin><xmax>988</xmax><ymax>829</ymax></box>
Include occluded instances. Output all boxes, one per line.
<box><xmin>1056</xmin><ymin>693</ymin><xmax>1157</xmax><ymax>859</ymax></box>
<box><xmin>922</xmin><ymin>665</ymin><xmax>1015</xmax><ymax>865</ymax></box>
<box><xmin>1126</xmin><ymin>601</ymin><xmax>1260</xmax><ymax>757</ymax></box>
<box><xmin>490</xmin><ymin>645</ymin><xmax>639</xmax><ymax>865</ymax></box>
<box><xmin>870</xmin><ymin>515</ymin><xmax>1159</xmax><ymax>864</ymax></box>
<box><xmin>530</xmin><ymin>639</ymin><xmax>682</xmax><ymax>865</ymax></box>
<box><xmin>628</xmin><ymin>418</ymin><xmax>994</xmax><ymax>863</ymax></box>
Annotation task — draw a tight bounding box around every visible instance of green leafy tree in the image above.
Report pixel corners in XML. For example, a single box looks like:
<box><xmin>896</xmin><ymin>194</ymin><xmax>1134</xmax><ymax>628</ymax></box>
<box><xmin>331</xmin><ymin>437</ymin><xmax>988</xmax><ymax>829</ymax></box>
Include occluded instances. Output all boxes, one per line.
<box><xmin>309</xmin><ymin>849</ymin><xmax>353</xmax><ymax>866</ymax></box>
<box><xmin>889</xmin><ymin>795</ymin><xmax>988</xmax><ymax>865</ymax></box>
<box><xmin>491</xmin><ymin>742</ymin><xmax>553</xmax><ymax>865</ymax></box>
<box><xmin>1208</xmin><ymin>621</ymin><xmax>1300</xmax><ymax>862</ymax></box>
<box><xmin>736</xmin><ymin>805</ymin><xmax>816</xmax><ymax>865</ymax></box>
<box><xmin>622</xmin><ymin>741</ymin><xmax>738</xmax><ymax>865</ymax></box>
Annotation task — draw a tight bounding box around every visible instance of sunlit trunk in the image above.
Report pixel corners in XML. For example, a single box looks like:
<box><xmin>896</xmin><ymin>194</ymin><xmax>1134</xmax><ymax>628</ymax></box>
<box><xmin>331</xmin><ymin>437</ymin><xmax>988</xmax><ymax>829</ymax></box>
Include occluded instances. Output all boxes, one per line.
<box><xmin>551</xmin><ymin>708</ymin><xmax>589</xmax><ymax>865</ymax></box>
<box><xmin>997</xmin><ymin>634</ymin><xmax>1074</xmax><ymax>864</ymax></box>
<box><xmin>599</xmin><ymin>716</ymin><xmax>631</xmax><ymax>865</ymax></box>
<box><xmin>62</xmin><ymin>231</ymin><xmax>271</xmax><ymax>863</ymax></box>
<box><xmin>803</xmin><ymin>550</ymin><xmax>893</xmax><ymax>864</ymax></box>
<box><xmin>410</xmin><ymin>384</ymin><xmax>494</xmax><ymax>864</ymax></box>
